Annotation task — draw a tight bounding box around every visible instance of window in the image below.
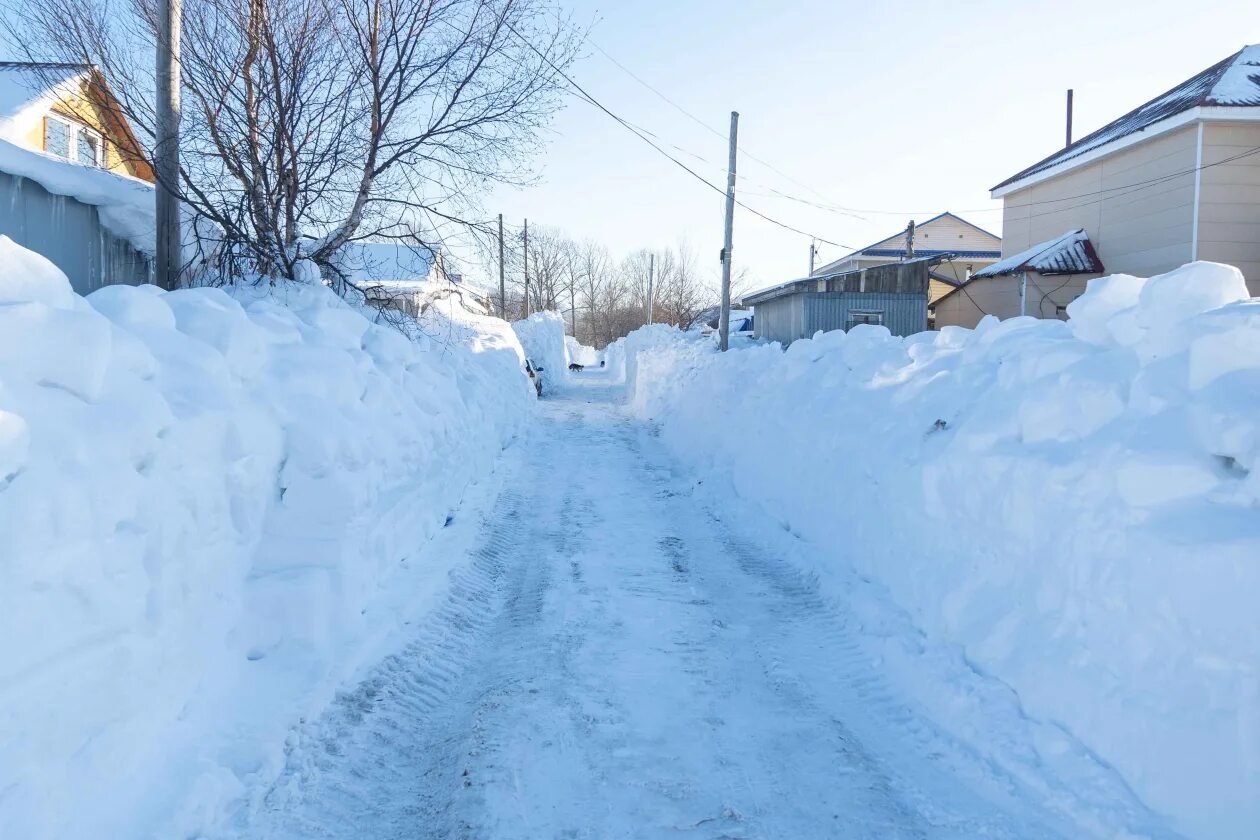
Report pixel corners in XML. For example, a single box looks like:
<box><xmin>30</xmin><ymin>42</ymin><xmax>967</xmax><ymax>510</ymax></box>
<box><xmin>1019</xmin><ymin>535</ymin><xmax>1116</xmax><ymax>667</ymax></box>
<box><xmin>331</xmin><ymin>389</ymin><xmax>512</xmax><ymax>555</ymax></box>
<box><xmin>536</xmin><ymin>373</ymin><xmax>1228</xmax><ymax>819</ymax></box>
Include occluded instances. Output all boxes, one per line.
<box><xmin>45</xmin><ymin>117</ymin><xmax>71</xmax><ymax>160</ymax></box>
<box><xmin>77</xmin><ymin>128</ymin><xmax>103</xmax><ymax>167</ymax></box>
<box><xmin>43</xmin><ymin>115</ymin><xmax>105</xmax><ymax>168</ymax></box>
<box><xmin>848</xmin><ymin>310</ymin><xmax>884</xmax><ymax>328</ymax></box>
<box><xmin>1055</xmin><ymin>304</ymin><xmax>1068</xmax><ymax>320</ymax></box>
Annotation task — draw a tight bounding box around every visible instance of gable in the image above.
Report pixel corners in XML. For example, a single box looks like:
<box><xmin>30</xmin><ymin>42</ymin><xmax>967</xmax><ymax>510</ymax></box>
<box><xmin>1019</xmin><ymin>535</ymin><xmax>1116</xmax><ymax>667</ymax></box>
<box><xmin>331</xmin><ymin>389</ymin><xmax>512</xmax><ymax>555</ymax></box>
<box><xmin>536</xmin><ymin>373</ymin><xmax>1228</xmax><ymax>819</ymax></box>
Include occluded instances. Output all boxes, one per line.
<box><xmin>859</xmin><ymin>212</ymin><xmax>1001</xmax><ymax>258</ymax></box>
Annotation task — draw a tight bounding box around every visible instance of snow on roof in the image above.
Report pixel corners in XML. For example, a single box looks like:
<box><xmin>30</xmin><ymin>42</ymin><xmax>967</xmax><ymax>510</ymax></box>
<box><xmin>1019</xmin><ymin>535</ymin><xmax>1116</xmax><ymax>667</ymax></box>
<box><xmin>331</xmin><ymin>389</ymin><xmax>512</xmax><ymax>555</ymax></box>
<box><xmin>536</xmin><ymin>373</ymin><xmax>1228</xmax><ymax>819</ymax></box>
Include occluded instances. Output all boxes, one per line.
<box><xmin>0</xmin><ymin>62</ymin><xmax>90</xmax><ymax>144</ymax></box>
<box><xmin>972</xmin><ymin>229</ymin><xmax>1104</xmax><ymax>278</ymax></box>
<box><xmin>993</xmin><ymin>45</ymin><xmax>1260</xmax><ymax>192</ymax></box>
<box><xmin>336</xmin><ymin>241</ymin><xmax>439</xmax><ymax>285</ymax></box>
<box><xmin>0</xmin><ymin>135</ymin><xmax>155</xmax><ymax>254</ymax></box>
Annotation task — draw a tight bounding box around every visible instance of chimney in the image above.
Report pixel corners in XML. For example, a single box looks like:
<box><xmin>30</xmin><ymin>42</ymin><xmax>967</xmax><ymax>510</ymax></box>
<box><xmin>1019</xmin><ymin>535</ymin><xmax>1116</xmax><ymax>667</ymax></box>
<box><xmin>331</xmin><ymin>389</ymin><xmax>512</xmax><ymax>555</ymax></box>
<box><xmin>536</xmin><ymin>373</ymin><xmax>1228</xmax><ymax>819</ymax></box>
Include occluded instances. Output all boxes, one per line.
<box><xmin>1066</xmin><ymin>89</ymin><xmax>1074</xmax><ymax>147</ymax></box>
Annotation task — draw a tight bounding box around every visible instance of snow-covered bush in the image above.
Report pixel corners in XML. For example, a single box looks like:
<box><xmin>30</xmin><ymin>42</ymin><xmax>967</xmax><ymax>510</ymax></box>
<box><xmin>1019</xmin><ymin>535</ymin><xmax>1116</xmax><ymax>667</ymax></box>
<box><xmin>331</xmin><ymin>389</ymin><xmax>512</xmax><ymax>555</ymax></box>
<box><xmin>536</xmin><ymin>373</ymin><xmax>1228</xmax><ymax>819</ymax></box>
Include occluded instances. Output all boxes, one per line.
<box><xmin>0</xmin><ymin>237</ymin><xmax>533</xmax><ymax>838</ymax></box>
<box><xmin>623</xmin><ymin>261</ymin><xmax>1260</xmax><ymax>840</ymax></box>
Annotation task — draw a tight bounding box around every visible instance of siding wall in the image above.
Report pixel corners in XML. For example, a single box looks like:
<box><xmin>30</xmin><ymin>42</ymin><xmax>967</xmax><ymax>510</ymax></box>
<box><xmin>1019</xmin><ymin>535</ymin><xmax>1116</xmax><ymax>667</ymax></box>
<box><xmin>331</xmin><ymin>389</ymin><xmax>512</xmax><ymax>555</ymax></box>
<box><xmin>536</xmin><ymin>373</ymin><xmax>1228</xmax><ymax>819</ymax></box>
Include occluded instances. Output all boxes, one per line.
<box><xmin>1001</xmin><ymin>125</ymin><xmax>1198</xmax><ymax>278</ymax></box>
<box><xmin>0</xmin><ymin>171</ymin><xmax>152</xmax><ymax>293</ymax></box>
<box><xmin>753</xmin><ymin>294</ymin><xmax>806</xmax><ymax>345</ymax></box>
<box><xmin>1197</xmin><ymin>121</ymin><xmax>1260</xmax><ymax>293</ymax></box>
<box><xmin>933</xmin><ymin>271</ymin><xmax>1100</xmax><ymax>330</ymax></box>
<box><xmin>805</xmin><ymin>292</ymin><xmax>927</xmax><ymax>337</ymax></box>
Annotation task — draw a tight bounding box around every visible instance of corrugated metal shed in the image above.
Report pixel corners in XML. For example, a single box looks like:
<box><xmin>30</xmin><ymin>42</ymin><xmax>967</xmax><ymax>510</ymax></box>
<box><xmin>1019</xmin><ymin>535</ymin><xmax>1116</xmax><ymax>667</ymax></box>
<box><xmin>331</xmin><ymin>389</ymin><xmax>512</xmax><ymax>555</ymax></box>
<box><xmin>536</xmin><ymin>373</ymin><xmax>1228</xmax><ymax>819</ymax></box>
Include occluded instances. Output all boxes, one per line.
<box><xmin>972</xmin><ymin>229</ymin><xmax>1104</xmax><ymax>278</ymax></box>
<box><xmin>745</xmin><ymin>257</ymin><xmax>934</xmax><ymax>344</ymax></box>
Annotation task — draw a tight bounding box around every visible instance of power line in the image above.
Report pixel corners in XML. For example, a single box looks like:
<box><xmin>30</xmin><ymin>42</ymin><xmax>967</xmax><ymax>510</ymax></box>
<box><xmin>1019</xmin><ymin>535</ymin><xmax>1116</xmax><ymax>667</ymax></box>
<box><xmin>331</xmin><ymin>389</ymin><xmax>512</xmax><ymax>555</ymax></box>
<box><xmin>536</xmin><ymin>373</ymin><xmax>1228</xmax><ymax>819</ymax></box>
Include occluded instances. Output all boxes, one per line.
<box><xmin>508</xmin><ymin>23</ymin><xmax>852</xmax><ymax>249</ymax></box>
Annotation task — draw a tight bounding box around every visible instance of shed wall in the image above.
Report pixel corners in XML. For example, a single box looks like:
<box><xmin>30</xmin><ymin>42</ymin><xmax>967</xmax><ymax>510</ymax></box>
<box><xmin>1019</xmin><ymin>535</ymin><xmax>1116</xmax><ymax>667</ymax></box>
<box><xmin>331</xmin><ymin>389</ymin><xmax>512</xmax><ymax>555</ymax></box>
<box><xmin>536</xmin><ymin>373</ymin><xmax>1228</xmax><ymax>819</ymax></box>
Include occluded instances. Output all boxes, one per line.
<box><xmin>804</xmin><ymin>292</ymin><xmax>927</xmax><ymax>338</ymax></box>
<box><xmin>753</xmin><ymin>294</ymin><xmax>806</xmax><ymax>344</ymax></box>
<box><xmin>0</xmin><ymin>171</ymin><xmax>152</xmax><ymax>293</ymax></box>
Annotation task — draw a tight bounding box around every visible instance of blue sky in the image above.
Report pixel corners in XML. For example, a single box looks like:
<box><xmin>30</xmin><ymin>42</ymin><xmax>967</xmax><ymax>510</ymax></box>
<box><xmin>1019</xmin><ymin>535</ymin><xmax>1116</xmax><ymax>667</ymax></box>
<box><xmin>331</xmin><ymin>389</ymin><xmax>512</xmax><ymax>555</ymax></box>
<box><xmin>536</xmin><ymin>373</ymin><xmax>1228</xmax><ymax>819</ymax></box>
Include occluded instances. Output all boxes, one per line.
<box><xmin>479</xmin><ymin>0</ymin><xmax>1257</xmax><ymax>289</ymax></box>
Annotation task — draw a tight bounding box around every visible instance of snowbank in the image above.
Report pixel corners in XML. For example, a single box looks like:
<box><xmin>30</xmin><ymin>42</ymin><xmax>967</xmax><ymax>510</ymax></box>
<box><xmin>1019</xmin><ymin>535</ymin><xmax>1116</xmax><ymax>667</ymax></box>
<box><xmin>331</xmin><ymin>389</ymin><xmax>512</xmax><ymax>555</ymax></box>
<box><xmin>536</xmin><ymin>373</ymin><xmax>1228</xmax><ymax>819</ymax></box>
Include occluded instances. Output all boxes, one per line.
<box><xmin>512</xmin><ymin>310</ymin><xmax>568</xmax><ymax>388</ymax></box>
<box><xmin>0</xmin><ymin>241</ymin><xmax>534</xmax><ymax>838</ymax></box>
<box><xmin>565</xmin><ymin>334</ymin><xmax>598</xmax><ymax>367</ymax></box>
<box><xmin>622</xmin><ymin>261</ymin><xmax>1260</xmax><ymax>840</ymax></box>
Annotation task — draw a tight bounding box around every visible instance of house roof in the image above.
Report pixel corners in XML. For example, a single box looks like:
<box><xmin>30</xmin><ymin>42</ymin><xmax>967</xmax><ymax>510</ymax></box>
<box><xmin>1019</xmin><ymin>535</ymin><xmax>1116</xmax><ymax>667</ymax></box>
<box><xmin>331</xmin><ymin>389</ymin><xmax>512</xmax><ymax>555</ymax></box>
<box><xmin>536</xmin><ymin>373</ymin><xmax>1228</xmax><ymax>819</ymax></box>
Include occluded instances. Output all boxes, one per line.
<box><xmin>0</xmin><ymin>62</ymin><xmax>91</xmax><ymax>143</ymax></box>
<box><xmin>336</xmin><ymin>241</ymin><xmax>439</xmax><ymax>285</ymax></box>
<box><xmin>972</xmin><ymin>229</ymin><xmax>1104</xmax><ymax>278</ymax></box>
<box><xmin>993</xmin><ymin>44</ymin><xmax>1260</xmax><ymax>193</ymax></box>
<box><xmin>744</xmin><ymin>254</ymin><xmax>942</xmax><ymax>305</ymax></box>
<box><xmin>812</xmin><ymin>212</ymin><xmax>1001</xmax><ymax>275</ymax></box>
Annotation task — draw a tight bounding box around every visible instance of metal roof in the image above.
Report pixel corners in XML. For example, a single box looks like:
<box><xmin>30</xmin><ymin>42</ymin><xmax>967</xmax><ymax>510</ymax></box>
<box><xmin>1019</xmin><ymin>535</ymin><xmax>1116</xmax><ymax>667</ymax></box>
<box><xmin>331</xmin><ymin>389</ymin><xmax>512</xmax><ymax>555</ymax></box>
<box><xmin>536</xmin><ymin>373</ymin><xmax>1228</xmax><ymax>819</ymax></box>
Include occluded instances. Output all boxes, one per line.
<box><xmin>993</xmin><ymin>44</ymin><xmax>1260</xmax><ymax>192</ymax></box>
<box><xmin>744</xmin><ymin>255</ymin><xmax>941</xmax><ymax>306</ymax></box>
<box><xmin>971</xmin><ymin>229</ymin><xmax>1104</xmax><ymax>278</ymax></box>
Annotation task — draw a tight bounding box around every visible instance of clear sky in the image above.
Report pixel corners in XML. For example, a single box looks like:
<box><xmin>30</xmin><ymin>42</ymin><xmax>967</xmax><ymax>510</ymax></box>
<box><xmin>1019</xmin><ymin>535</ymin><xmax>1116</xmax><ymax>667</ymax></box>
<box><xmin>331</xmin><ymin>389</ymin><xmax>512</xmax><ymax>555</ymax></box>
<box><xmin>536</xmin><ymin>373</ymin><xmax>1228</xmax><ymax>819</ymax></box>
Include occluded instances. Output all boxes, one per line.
<box><xmin>475</xmin><ymin>0</ymin><xmax>1257</xmax><ymax>291</ymax></box>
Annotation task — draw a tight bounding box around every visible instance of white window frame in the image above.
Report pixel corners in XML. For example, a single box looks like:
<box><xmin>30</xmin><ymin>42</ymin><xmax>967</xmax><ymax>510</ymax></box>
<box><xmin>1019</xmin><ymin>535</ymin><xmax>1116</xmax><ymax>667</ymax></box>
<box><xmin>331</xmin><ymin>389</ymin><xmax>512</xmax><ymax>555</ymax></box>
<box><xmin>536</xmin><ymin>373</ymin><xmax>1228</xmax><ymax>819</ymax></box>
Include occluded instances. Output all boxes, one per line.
<box><xmin>848</xmin><ymin>309</ymin><xmax>884</xmax><ymax>328</ymax></box>
<box><xmin>45</xmin><ymin>114</ymin><xmax>106</xmax><ymax>168</ymax></box>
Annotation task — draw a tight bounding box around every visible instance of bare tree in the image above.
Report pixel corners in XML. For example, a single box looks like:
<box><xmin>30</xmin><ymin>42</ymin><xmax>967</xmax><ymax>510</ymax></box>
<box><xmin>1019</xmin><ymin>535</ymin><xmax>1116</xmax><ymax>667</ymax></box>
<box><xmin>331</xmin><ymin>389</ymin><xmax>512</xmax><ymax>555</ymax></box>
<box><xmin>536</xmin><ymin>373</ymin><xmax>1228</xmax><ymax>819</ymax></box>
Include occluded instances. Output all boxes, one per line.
<box><xmin>10</xmin><ymin>0</ymin><xmax>579</xmax><ymax>284</ymax></box>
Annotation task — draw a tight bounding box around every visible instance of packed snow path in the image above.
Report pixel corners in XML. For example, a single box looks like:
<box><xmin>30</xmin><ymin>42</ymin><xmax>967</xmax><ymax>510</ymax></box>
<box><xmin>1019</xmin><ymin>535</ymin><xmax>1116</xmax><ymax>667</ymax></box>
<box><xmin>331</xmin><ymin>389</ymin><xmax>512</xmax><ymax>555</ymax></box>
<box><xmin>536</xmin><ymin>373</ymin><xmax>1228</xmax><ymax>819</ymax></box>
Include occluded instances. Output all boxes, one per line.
<box><xmin>231</xmin><ymin>374</ymin><xmax>1154</xmax><ymax>839</ymax></box>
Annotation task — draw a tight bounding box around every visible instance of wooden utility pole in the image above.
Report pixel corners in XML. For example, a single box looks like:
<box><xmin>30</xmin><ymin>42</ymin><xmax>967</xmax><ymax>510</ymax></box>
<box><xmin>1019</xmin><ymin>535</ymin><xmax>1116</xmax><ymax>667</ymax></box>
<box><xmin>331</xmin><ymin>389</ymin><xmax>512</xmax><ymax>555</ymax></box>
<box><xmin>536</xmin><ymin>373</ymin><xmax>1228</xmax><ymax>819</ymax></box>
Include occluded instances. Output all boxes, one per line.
<box><xmin>497</xmin><ymin>213</ymin><xmax>506</xmax><ymax>317</ymax></box>
<box><xmin>718</xmin><ymin>111</ymin><xmax>739</xmax><ymax>352</ymax></box>
<box><xmin>808</xmin><ymin>239</ymin><xmax>816</xmax><ymax>276</ymax></box>
<box><xmin>155</xmin><ymin>0</ymin><xmax>182</xmax><ymax>290</ymax></box>
<box><xmin>646</xmin><ymin>252</ymin><xmax>655</xmax><ymax>325</ymax></box>
<box><xmin>905</xmin><ymin>220</ymin><xmax>916</xmax><ymax>260</ymax></box>
<box><xmin>522</xmin><ymin>218</ymin><xmax>530</xmax><ymax>317</ymax></box>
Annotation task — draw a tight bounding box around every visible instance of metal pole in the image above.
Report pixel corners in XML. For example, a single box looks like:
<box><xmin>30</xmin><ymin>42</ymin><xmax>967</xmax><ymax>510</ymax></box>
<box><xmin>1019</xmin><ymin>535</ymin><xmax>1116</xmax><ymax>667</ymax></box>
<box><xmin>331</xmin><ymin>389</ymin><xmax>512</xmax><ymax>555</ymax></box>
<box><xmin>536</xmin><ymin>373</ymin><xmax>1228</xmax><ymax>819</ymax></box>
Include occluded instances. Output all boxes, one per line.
<box><xmin>1066</xmin><ymin>89</ymin><xmax>1074</xmax><ymax>147</ymax></box>
<box><xmin>808</xmin><ymin>239</ymin><xmax>816</xmax><ymax>276</ymax></box>
<box><xmin>1020</xmin><ymin>271</ymin><xmax>1028</xmax><ymax>316</ymax></box>
<box><xmin>718</xmin><ymin>111</ymin><xmax>739</xmax><ymax>352</ymax></box>
<box><xmin>646</xmin><ymin>252</ymin><xmax>655</xmax><ymax>325</ymax></box>
<box><xmin>497</xmin><ymin>213</ymin><xmax>506</xmax><ymax>317</ymax></box>
<box><xmin>522</xmin><ymin>218</ymin><xmax>530</xmax><ymax>317</ymax></box>
<box><xmin>155</xmin><ymin>0</ymin><xmax>182</xmax><ymax>289</ymax></box>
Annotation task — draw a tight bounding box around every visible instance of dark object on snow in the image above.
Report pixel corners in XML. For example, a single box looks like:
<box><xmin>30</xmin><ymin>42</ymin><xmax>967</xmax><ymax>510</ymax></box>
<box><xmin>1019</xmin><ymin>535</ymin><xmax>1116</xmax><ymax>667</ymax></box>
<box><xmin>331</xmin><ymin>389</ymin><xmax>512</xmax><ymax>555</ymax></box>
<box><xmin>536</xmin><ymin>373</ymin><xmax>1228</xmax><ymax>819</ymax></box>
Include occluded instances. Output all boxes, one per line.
<box><xmin>599</xmin><ymin>360</ymin><xmax>605</xmax><ymax>368</ymax></box>
<box><xmin>568</xmin><ymin>363</ymin><xmax>584</xmax><ymax>371</ymax></box>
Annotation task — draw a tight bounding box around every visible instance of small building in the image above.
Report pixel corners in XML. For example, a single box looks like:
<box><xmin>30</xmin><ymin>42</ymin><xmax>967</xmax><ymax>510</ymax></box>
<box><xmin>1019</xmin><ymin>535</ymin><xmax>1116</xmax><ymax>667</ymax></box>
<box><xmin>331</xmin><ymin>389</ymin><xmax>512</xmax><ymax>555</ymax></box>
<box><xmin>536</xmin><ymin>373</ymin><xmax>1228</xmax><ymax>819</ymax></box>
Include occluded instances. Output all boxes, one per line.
<box><xmin>991</xmin><ymin>44</ymin><xmax>1260</xmax><ymax>294</ymax></box>
<box><xmin>933</xmin><ymin>229</ymin><xmax>1106</xmax><ymax>328</ymax></box>
<box><xmin>811</xmin><ymin>211</ymin><xmax>1002</xmax><ymax>307</ymax></box>
<box><xmin>745</xmin><ymin>257</ymin><xmax>936</xmax><ymax>345</ymax></box>
<box><xmin>337</xmin><ymin>240</ymin><xmax>488</xmax><ymax>317</ymax></box>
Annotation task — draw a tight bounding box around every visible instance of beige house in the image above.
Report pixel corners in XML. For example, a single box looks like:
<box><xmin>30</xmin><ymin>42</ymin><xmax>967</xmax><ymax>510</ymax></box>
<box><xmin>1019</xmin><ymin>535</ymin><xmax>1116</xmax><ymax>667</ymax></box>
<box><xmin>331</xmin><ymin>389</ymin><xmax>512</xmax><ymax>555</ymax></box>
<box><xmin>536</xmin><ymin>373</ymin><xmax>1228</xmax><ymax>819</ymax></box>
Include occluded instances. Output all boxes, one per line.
<box><xmin>986</xmin><ymin>43</ymin><xmax>1260</xmax><ymax>314</ymax></box>
<box><xmin>933</xmin><ymin>229</ymin><xmax>1106</xmax><ymax>328</ymax></box>
<box><xmin>811</xmin><ymin>211</ymin><xmax>1002</xmax><ymax>312</ymax></box>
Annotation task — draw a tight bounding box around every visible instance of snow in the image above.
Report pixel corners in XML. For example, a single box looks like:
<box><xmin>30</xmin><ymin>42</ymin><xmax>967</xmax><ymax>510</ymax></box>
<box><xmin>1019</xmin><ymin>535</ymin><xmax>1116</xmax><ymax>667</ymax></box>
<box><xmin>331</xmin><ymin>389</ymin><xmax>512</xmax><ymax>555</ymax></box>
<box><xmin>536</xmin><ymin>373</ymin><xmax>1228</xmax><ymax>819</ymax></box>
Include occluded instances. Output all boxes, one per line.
<box><xmin>565</xmin><ymin>334</ymin><xmax>598</xmax><ymax>366</ymax></box>
<box><xmin>617</xmin><ymin>260</ymin><xmax>1260</xmax><ymax>840</ymax></box>
<box><xmin>0</xmin><ymin>240</ymin><xmax>534</xmax><ymax>838</ymax></box>
<box><xmin>0</xmin><ymin>64</ymin><xmax>86</xmax><ymax>145</ymax></box>
<box><xmin>971</xmin><ymin>228</ymin><xmax>1101</xmax><ymax>278</ymax></box>
<box><xmin>0</xmin><ymin>136</ymin><xmax>157</xmax><ymax>255</ymax></box>
<box><xmin>511</xmin><ymin>310</ymin><xmax>569</xmax><ymax>388</ymax></box>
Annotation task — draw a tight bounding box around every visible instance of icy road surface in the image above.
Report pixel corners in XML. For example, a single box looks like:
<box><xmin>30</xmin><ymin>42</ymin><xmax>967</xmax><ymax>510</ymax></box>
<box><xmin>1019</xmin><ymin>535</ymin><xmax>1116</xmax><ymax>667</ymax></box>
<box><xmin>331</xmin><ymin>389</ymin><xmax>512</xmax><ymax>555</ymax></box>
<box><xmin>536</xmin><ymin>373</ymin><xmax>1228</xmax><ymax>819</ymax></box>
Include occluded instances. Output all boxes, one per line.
<box><xmin>231</xmin><ymin>374</ymin><xmax>1171</xmax><ymax>839</ymax></box>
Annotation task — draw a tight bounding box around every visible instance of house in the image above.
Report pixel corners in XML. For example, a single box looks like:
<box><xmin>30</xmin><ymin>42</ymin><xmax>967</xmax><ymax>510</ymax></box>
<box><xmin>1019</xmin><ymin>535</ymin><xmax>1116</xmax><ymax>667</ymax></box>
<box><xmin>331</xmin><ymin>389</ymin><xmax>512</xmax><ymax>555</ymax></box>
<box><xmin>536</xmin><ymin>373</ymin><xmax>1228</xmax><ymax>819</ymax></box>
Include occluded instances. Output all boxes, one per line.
<box><xmin>0</xmin><ymin>62</ymin><xmax>153</xmax><ymax>182</ymax></box>
<box><xmin>991</xmin><ymin>44</ymin><xmax>1260</xmax><ymax>301</ymax></box>
<box><xmin>811</xmin><ymin>211</ymin><xmax>1002</xmax><ymax>311</ymax></box>
<box><xmin>337</xmin><ymin>240</ymin><xmax>489</xmax><ymax>317</ymax></box>
<box><xmin>744</xmin><ymin>256</ymin><xmax>937</xmax><ymax>345</ymax></box>
<box><xmin>933</xmin><ymin>229</ymin><xmax>1106</xmax><ymax>328</ymax></box>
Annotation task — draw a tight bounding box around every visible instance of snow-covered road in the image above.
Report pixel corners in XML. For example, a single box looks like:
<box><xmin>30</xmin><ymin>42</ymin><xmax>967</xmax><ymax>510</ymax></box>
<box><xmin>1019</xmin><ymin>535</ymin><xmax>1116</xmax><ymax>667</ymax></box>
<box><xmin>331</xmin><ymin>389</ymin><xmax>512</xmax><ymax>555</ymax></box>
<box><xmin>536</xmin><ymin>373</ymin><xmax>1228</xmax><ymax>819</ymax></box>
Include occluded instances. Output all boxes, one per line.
<box><xmin>227</xmin><ymin>374</ymin><xmax>1162</xmax><ymax>839</ymax></box>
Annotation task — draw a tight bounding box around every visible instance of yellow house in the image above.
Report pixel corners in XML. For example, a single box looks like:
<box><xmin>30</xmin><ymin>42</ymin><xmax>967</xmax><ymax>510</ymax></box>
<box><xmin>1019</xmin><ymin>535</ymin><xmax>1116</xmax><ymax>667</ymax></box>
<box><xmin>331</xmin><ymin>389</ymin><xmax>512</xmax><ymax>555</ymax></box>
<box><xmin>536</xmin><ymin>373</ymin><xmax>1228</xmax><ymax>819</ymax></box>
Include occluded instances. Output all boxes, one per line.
<box><xmin>0</xmin><ymin>61</ymin><xmax>153</xmax><ymax>182</ymax></box>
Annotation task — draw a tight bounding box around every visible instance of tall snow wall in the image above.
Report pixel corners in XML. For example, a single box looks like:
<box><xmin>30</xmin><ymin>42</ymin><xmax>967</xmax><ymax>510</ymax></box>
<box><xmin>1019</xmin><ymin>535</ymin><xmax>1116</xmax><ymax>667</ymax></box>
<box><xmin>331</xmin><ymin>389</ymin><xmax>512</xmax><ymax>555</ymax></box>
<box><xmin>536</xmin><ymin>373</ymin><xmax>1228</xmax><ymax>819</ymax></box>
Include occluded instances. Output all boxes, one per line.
<box><xmin>0</xmin><ymin>236</ymin><xmax>534</xmax><ymax>837</ymax></box>
<box><xmin>622</xmin><ymin>261</ymin><xmax>1260</xmax><ymax>840</ymax></box>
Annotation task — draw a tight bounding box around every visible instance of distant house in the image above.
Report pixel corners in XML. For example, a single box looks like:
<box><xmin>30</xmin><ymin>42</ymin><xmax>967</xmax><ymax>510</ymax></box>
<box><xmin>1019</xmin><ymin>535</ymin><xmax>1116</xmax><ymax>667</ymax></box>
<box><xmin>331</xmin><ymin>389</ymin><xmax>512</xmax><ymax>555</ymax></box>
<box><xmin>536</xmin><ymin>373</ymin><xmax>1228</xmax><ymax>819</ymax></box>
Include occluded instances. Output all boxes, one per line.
<box><xmin>0</xmin><ymin>62</ymin><xmax>153</xmax><ymax>182</ymax></box>
<box><xmin>811</xmin><ymin>212</ymin><xmax>1002</xmax><ymax>315</ymax></box>
<box><xmin>991</xmin><ymin>44</ymin><xmax>1260</xmax><ymax>299</ymax></box>
<box><xmin>337</xmin><ymin>240</ymin><xmax>488</xmax><ymax>317</ymax></box>
<box><xmin>933</xmin><ymin>229</ymin><xmax>1106</xmax><ymax>328</ymax></box>
<box><xmin>745</xmin><ymin>256</ymin><xmax>937</xmax><ymax>345</ymax></box>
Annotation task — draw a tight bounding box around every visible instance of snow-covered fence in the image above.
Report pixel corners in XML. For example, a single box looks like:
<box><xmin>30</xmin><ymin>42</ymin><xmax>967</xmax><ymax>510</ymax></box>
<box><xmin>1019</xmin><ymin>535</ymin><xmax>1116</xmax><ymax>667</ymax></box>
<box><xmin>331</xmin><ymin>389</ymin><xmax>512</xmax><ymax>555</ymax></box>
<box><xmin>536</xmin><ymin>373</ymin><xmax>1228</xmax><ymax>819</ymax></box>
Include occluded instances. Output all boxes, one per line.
<box><xmin>623</xmin><ymin>261</ymin><xmax>1260</xmax><ymax>840</ymax></box>
<box><xmin>0</xmin><ymin>169</ymin><xmax>151</xmax><ymax>291</ymax></box>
